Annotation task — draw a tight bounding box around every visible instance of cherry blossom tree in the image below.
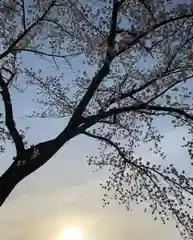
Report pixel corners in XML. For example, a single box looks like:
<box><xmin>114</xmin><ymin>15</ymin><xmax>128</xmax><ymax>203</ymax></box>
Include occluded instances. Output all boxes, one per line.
<box><xmin>0</xmin><ymin>0</ymin><xmax>193</xmax><ymax>239</ymax></box>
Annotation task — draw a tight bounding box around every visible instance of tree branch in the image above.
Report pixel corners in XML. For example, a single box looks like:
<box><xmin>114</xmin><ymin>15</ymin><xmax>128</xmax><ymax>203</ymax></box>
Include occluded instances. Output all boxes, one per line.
<box><xmin>105</xmin><ymin>67</ymin><xmax>190</xmax><ymax>109</ymax></box>
<box><xmin>0</xmin><ymin>0</ymin><xmax>56</xmax><ymax>60</ymax></box>
<box><xmin>68</xmin><ymin>0</ymin><xmax>124</xmax><ymax>128</ymax></box>
<box><xmin>21</xmin><ymin>0</ymin><xmax>27</xmax><ymax>30</ymax></box>
<box><xmin>34</xmin><ymin>77</ymin><xmax>75</xmax><ymax>112</ymax></box>
<box><xmin>0</xmin><ymin>71</ymin><xmax>25</xmax><ymax>155</ymax></box>
<box><xmin>138</xmin><ymin>0</ymin><xmax>156</xmax><ymax>21</ymax></box>
<box><xmin>84</xmin><ymin>131</ymin><xmax>193</xmax><ymax>196</ymax></box>
<box><xmin>84</xmin><ymin>131</ymin><xmax>127</xmax><ymax>158</ymax></box>
<box><xmin>67</xmin><ymin>0</ymin><xmax>107</xmax><ymax>38</ymax></box>
<box><xmin>81</xmin><ymin>104</ymin><xmax>193</xmax><ymax>130</ymax></box>
<box><xmin>116</xmin><ymin>13</ymin><xmax>193</xmax><ymax>56</ymax></box>
<box><xmin>0</xmin><ymin>122</ymin><xmax>82</xmax><ymax>206</ymax></box>
<box><xmin>42</xmin><ymin>18</ymin><xmax>74</xmax><ymax>38</ymax></box>
<box><xmin>0</xmin><ymin>136</ymin><xmax>68</xmax><ymax>206</ymax></box>
<box><xmin>147</xmin><ymin>75</ymin><xmax>193</xmax><ymax>104</ymax></box>
<box><xmin>14</xmin><ymin>48</ymin><xmax>81</xmax><ymax>59</ymax></box>
<box><xmin>165</xmin><ymin>36</ymin><xmax>193</xmax><ymax>73</ymax></box>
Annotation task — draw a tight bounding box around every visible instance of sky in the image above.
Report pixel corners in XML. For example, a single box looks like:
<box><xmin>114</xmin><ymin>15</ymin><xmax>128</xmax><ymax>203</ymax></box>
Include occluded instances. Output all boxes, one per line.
<box><xmin>0</xmin><ymin>1</ymin><xmax>192</xmax><ymax>240</ymax></box>
<box><xmin>0</xmin><ymin>68</ymin><xmax>187</xmax><ymax>240</ymax></box>
<box><xmin>0</xmin><ymin>128</ymin><xmax>185</xmax><ymax>240</ymax></box>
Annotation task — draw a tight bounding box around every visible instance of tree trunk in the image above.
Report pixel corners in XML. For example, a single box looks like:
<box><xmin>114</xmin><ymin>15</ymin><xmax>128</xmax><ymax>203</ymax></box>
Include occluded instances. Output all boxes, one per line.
<box><xmin>0</xmin><ymin>128</ymin><xmax>75</xmax><ymax>206</ymax></box>
<box><xmin>0</xmin><ymin>162</ymin><xmax>21</xmax><ymax>206</ymax></box>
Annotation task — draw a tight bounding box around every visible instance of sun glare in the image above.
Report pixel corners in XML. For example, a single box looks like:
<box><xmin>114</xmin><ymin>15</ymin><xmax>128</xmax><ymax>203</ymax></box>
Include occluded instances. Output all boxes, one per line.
<box><xmin>60</xmin><ymin>227</ymin><xmax>82</xmax><ymax>240</ymax></box>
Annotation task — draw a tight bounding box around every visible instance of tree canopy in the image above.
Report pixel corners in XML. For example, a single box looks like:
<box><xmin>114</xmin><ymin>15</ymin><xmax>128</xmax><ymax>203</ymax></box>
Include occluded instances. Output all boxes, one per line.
<box><xmin>0</xmin><ymin>0</ymin><xmax>193</xmax><ymax>239</ymax></box>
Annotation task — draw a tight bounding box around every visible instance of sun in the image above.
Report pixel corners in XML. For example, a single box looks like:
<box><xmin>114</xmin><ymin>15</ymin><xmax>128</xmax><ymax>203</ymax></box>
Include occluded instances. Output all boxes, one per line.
<box><xmin>60</xmin><ymin>227</ymin><xmax>82</xmax><ymax>240</ymax></box>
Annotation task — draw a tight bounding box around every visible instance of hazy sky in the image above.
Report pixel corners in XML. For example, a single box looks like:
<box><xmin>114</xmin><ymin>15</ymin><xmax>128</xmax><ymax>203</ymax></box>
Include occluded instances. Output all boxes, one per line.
<box><xmin>0</xmin><ymin>74</ymin><xmax>187</xmax><ymax>240</ymax></box>
<box><xmin>0</xmin><ymin>128</ymin><xmax>185</xmax><ymax>240</ymax></box>
<box><xmin>0</xmin><ymin>1</ymin><xmax>192</xmax><ymax>239</ymax></box>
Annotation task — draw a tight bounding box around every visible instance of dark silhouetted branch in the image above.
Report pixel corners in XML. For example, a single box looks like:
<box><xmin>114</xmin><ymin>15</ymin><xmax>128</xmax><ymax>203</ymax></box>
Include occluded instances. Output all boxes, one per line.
<box><xmin>67</xmin><ymin>0</ymin><xmax>107</xmax><ymax>38</ymax></box>
<box><xmin>81</xmin><ymin>104</ymin><xmax>193</xmax><ymax>130</ymax></box>
<box><xmin>0</xmin><ymin>71</ymin><xmax>25</xmax><ymax>155</ymax></box>
<box><xmin>0</xmin><ymin>126</ymin><xmax>78</xmax><ymax>206</ymax></box>
<box><xmin>84</xmin><ymin>131</ymin><xmax>193</xmax><ymax>196</ymax></box>
<box><xmin>68</xmin><ymin>0</ymin><xmax>124</xmax><ymax>127</ymax></box>
<box><xmin>0</xmin><ymin>0</ymin><xmax>56</xmax><ymax>60</ymax></box>
<box><xmin>14</xmin><ymin>48</ymin><xmax>81</xmax><ymax>59</ymax></box>
<box><xmin>116</xmin><ymin>13</ymin><xmax>193</xmax><ymax>56</ymax></box>
<box><xmin>21</xmin><ymin>0</ymin><xmax>27</xmax><ymax>30</ymax></box>
<box><xmin>138</xmin><ymin>0</ymin><xmax>156</xmax><ymax>21</ymax></box>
